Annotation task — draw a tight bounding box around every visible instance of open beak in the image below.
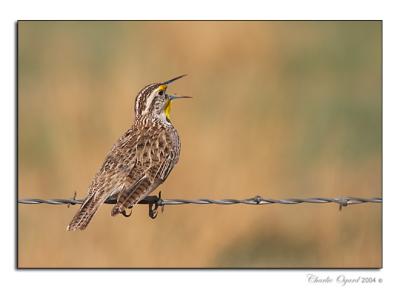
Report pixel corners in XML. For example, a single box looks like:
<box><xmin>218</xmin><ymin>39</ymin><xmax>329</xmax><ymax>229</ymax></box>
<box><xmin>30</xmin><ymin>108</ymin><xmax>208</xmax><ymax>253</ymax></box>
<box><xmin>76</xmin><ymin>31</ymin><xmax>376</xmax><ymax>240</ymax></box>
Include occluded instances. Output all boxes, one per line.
<box><xmin>162</xmin><ymin>74</ymin><xmax>192</xmax><ymax>101</ymax></box>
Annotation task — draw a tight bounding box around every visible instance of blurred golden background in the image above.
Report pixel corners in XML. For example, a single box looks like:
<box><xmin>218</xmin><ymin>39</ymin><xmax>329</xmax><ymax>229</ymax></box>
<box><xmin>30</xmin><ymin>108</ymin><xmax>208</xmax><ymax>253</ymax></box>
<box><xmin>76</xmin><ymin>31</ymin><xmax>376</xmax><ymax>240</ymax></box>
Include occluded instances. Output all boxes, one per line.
<box><xmin>18</xmin><ymin>21</ymin><xmax>381</xmax><ymax>268</ymax></box>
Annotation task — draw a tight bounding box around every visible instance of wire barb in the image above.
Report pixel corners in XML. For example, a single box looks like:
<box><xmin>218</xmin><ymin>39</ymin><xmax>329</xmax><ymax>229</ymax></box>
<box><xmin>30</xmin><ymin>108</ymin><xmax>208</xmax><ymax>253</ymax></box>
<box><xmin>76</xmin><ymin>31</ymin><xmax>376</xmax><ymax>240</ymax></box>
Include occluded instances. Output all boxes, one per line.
<box><xmin>67</xmin><ymin>191</ymin><xmax>77</xmax><ymax>208</ymax></box>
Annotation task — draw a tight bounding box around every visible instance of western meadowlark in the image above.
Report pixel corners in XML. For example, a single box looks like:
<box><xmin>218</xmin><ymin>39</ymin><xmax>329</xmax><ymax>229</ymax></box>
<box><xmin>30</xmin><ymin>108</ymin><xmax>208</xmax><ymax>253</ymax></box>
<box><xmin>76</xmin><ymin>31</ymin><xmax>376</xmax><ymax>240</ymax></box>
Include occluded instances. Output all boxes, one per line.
<box><xmin>67</xmin><ymin>75</ymin><xmax>190</xmax><ymax>231</ymax></box>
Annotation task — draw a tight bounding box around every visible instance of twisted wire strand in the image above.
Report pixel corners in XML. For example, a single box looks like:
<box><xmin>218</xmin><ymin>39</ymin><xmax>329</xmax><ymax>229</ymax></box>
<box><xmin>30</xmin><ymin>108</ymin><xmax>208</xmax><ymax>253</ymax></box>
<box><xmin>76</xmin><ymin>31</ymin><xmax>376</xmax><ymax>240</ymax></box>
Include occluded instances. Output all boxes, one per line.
<box><xmin>18</xmin><ymin>196</ymin><xmax>382</xmax><ymax>207</ymax></box>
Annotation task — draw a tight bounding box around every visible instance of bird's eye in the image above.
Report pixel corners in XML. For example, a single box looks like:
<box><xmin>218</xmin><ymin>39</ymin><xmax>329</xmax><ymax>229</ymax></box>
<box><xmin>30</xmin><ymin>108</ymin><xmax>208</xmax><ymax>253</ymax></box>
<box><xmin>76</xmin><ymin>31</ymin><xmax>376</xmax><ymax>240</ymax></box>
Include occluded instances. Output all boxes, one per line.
<box><xmin>158</xmin><ymin>90</ymin><xmax>164</xmax><ymax>96</ymax></box>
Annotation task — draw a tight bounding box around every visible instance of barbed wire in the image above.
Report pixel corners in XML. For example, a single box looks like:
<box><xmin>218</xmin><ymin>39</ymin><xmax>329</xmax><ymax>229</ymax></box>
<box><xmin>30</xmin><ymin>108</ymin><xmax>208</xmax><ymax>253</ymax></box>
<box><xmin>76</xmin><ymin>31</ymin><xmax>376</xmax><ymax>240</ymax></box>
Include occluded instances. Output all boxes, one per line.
<box><xmin>18</xmin><ymin>194</ymin><xmax>382</xmax><ymax>218</ymax></box>
<box><xmin>18</xmin><ymin>195</ymin><xmax>383</xmax><ymax>206</ymax></box>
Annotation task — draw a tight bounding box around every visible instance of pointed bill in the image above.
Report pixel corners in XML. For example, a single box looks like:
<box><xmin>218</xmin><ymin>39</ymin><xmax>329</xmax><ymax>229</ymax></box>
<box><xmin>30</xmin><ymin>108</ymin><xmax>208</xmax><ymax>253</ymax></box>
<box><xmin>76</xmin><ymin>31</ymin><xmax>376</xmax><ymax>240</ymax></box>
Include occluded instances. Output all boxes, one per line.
<box><xmin>162</xmin><ymin>74</ymin><xmax>187</xmax><ymax>85</ymax></box>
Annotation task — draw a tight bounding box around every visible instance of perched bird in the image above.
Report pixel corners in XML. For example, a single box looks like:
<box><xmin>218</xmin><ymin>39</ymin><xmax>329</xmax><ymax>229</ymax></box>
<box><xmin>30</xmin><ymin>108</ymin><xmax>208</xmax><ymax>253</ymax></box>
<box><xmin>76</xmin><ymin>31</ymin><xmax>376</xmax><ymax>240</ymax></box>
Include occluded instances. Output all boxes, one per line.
<box><xmin>67</xmin><ymin>75</ymin><xmax>190</xmax><ymax>231</ymax></box>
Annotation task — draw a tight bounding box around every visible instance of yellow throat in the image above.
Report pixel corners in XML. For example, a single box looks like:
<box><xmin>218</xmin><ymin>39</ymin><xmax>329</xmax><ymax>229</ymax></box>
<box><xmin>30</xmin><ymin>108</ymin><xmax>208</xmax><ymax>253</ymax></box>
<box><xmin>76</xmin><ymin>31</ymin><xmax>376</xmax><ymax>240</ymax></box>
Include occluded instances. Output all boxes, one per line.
<box><xmin>164</xmin><ymin>100</ymin><xmax>171</xmax><ymax>121</ymax></box>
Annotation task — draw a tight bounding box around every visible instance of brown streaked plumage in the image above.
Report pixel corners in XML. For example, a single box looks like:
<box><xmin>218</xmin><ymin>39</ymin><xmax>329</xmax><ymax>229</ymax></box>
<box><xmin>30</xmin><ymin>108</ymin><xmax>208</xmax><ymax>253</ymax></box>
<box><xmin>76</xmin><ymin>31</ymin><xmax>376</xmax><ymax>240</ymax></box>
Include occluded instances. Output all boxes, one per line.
<box><xmin>67</xmin><ymin>75</ymin><xmax>190</xmax><ymax>231</ymax></box>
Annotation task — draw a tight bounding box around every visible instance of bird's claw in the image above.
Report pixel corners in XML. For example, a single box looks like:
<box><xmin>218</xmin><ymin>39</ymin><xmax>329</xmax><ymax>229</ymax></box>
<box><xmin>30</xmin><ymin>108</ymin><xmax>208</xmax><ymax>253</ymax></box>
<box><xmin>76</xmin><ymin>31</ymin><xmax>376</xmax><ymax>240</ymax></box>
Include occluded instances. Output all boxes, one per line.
<box><xmin>148</xmin><ymin>191</ymin><xmax>164</xmax><ymax>219</ymax></box>
<box><xmin>121</xmin><ymin>208</ymin><xmax>133</xmax><ymax>217</ymax></box>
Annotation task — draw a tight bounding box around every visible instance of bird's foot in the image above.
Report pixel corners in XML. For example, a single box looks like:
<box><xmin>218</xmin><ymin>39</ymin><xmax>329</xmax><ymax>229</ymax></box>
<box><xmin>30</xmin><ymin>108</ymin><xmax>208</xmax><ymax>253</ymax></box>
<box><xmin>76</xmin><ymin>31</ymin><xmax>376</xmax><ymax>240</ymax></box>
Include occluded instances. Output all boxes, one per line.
<box><xmin>148</xmin><ymin>191</ymin><xmax>164</xmax><ymax>219</ymax></box>
<box><xmin>121</xmin><ymin>208</ymin><xmax>133</xmax><ymax>217</ymax></box>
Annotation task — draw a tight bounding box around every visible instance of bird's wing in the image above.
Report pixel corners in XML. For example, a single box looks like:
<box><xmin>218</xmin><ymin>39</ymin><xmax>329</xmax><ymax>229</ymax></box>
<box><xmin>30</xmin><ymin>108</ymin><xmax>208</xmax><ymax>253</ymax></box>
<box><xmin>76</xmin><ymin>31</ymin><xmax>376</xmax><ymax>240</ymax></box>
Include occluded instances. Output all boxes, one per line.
<box><xmin>111</xmin><ymin>127</ymin><xmax>178</xmax><ymax>216</ymax></box>
<box><xmin>156</xmin><ymin>151</ymin><xmax>177</xmax><ymax>181</ymax></box>
<box><xmin>111</xmin><ymin>174</ymin><xmax>150</xmax><ymax>216</ymax></box>
<box><xmin>67</xmin><ymin>127</ymin><xmax>142</xmax><ymax>230</ymax></box>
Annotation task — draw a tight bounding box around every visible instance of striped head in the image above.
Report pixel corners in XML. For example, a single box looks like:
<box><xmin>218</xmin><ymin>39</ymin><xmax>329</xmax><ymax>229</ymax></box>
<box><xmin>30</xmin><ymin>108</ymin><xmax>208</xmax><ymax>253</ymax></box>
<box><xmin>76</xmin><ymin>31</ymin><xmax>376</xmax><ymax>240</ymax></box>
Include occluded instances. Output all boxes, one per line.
<box><xmin>134</xmin><ymin>75</ymin><xmax>190</xmax><ymax>123</ymax></box>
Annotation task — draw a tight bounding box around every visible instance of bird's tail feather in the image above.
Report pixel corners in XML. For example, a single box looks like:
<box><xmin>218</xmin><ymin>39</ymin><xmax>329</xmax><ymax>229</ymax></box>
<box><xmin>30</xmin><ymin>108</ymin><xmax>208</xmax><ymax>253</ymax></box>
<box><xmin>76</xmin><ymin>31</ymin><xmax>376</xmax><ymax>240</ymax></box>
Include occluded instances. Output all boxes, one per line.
<box><xmin>66</xmin><ymin>195</ymin><xmax>104</xmax><ymax>231</ymax></box>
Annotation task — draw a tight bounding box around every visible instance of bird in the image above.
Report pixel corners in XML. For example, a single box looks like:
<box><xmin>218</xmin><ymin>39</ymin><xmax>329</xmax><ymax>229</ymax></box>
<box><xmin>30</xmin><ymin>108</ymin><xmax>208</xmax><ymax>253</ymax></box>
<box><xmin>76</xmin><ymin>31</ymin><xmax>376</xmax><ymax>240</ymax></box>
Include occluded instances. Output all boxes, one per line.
<box><xmin>67</xmin><ymin>75</ymin><xmax>190</xmax><ymax>231</ymax></box>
